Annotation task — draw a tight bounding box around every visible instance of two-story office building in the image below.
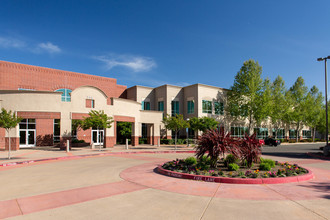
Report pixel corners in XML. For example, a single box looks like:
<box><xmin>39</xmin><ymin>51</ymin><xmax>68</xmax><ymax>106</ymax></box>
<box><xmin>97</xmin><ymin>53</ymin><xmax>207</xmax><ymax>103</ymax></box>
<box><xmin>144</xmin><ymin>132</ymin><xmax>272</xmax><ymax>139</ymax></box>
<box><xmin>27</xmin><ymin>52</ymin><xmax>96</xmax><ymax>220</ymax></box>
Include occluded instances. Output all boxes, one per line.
<box><xmin>0</xmin><ymin>60</ymin><xmax>311</xmax><ymax>150</ymax></box>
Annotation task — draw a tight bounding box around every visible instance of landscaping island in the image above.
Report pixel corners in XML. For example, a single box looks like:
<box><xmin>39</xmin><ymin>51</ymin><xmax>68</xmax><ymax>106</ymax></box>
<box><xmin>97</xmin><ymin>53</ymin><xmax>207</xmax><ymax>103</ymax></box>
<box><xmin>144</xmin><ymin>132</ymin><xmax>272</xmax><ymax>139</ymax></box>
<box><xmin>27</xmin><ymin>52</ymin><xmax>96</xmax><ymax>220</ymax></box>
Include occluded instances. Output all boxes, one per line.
<box><xmin>157</xmin><ymin>130</ymin><xmax>314</xmax><ymax>184</ymax></box>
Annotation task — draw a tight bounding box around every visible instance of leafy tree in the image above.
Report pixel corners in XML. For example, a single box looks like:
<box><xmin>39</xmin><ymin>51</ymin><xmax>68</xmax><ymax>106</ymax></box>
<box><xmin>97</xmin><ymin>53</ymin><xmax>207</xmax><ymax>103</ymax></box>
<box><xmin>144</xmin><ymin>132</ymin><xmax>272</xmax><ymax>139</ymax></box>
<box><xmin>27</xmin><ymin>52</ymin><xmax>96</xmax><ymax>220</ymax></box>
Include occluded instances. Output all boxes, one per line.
<box><xmin>189</xmin><ymin>117</ymin><xmax>218</xmax><ymax>138</ymax></box>
<box><xmin>71</xmin><ymin>119</ymin><xmax>83</xmax><ymax>138</ymax></box>
<box><xmin>287</xmin><ymin>77</ymin><xmax>308</xmax><ymax>142</ymax></box>
<box><xmin>162</xmin><ymin>114</ymin><xmax>189</xmax><ymax>149</ymax></box>
<box><xmin>270</xmin><ymin>76</ymin><xmax>289</xmax><ymax>138</ymax></box>
<box><xmin>254</xmin><ymin>77</ymin><xmax>272</xmax><ymax>125</ymax></box>
<box><xmin>226</xmin><ymin>59</ymin><xmax>265</xmax><ymax>134</ymax></box>
<box><xmin>81</xmin><ymin>110</ymin><xmax>114</xmax><ymax>145</ymax></box>
<box><xmin>117</xmin><ymin>122</ymin><xmax>132</xmax><ymax>144</ymax></box>
<box><xmin>0</xmin><ymin>108</ymin><xmax>22</xmax><ymax>159</ymax></box>
<box><xmin>305</xmin><ymin>86</ymin><xmax>323</xmax><ymax>142</ymax></box>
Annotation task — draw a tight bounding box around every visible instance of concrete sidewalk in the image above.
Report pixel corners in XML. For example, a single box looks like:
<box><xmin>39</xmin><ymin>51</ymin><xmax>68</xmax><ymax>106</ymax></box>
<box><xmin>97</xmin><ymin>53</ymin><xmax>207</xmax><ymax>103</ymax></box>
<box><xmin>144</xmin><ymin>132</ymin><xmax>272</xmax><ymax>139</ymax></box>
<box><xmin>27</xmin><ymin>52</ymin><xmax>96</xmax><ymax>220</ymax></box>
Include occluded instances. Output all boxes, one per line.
<box><xmin>0</xmin><ymin>144</ymin><xmax>329</xmax><ymax>219</ymax></box>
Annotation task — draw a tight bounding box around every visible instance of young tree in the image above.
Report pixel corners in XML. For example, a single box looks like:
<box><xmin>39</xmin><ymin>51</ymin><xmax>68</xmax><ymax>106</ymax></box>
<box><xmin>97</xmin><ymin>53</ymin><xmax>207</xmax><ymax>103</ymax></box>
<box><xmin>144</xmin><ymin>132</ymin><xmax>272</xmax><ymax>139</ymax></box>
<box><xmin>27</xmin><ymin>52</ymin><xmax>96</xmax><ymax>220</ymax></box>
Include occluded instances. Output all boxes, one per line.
<box><xmin>189</xmin><ymin>117</ymin><xmax>218</xmax><ymax>138</ymax></box>
<box><xmin>0</xmin><ymin>108</ymin><xmax>22</xmax><ymax>159</ymax></box>
<box><xmin>117</xmin><ymin>122</ymin><xmax>132</xmax><ymax>144</ymax></box>
<box><xmin>162</xmin><ymin>114</ymin><xmax>189</xmax><ymax>149</ymax></box>
<box><xmin>270</xmin><ymin>76</ymin><xmax>289</xmax><ymax>138</ymax></box>
<box><xmin>287</xmin><ymin>77</ymin><xmax>308</xmax><ymax>142</ymax></box>
<box><xmin>226</xmin><ymin>59</ymin><xmax>265</xmax><ymax>134</ymax></box>
<box><xmin>81</xmin><ymin>110</ymin><xmax>114</xmax><ymax>146</ymax></box>
<box><xmin>305</xmin><ymin>86</ymin><xmax>323</xmax><ymax>141</ymax></box>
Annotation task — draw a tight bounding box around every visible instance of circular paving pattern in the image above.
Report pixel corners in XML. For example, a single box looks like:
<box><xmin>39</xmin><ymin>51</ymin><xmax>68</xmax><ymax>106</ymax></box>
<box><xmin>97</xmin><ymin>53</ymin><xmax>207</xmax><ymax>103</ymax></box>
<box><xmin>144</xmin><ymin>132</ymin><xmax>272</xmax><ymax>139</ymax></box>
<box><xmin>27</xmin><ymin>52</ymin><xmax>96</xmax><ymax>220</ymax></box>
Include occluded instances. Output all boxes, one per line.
<box><xmin>120</xmin><ymin>160</ymin><xmax>330</xmax><ymax>200</ymax></box>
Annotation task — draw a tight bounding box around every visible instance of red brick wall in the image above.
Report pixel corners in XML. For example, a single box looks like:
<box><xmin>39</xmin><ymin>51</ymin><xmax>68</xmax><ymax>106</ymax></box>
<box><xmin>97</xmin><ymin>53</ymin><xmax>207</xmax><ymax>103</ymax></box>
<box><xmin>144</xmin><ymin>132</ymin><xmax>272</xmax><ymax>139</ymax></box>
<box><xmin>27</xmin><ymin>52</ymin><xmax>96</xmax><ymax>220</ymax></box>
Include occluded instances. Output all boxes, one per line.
<box><xmin>77</xmin><ymin>128</ymin><xmax>91</xmax><ymax>144</ymax></box>
<box><xmin>17</xmin><ymin>112</ymin><xmax>61</xmax><ymax>119</ymax></box>
<box><xmin>36</xmin><ymin>119</ymin><xmax>54</xmax><ymax>146</ymax></box>
<box><xmin>0</xmin><ymin>61</ymin><xmax>127</xmax><ymax>100</ymax></box>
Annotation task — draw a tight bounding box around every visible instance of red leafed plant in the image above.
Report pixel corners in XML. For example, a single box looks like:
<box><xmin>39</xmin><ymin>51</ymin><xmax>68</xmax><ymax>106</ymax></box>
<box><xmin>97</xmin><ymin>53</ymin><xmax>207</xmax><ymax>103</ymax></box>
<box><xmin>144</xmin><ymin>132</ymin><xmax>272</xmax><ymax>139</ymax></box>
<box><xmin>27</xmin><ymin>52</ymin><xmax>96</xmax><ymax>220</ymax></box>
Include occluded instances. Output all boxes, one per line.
<box><xmin>239</xmin><ymin>134</ymin><xmax>262</xmax><ymax>168</ymax></box>
<box><xmin>195</xmin><ymin>129</ymin><xmax>240</xmax><ymax>168</ymax></box>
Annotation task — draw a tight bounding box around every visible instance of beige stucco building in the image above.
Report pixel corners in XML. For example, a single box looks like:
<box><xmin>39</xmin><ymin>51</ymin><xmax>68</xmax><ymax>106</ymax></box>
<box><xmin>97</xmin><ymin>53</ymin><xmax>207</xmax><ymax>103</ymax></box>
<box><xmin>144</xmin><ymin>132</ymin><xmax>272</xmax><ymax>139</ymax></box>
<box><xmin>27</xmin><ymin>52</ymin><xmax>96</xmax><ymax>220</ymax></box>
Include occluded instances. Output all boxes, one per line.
<box><xmin>0</xmin><ymin>60</ymin><xmax>311</xmax><ymax>150</ymax></box>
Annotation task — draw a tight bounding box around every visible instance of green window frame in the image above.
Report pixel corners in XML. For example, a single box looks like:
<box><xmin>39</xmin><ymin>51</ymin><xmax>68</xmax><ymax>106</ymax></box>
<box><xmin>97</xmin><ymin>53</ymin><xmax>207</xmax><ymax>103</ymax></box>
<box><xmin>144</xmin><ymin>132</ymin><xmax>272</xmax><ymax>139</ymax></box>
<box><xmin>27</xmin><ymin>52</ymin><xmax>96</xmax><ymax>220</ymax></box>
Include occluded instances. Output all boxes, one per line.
<box><xmin>272</xmin><ymin>128</ymin><xmax>285</xmax><ymax>139</ymax></box>
<box><xmin>158</xmin><ymin>101</ymin><xmax>164</xmax><ymax>111</ymax></box>
<box><xmin>202</xmin><ymin>100</ymin><xmax>212</xmax><ymax>114</ymax></box>
<box><xmin>171</xmin><ymin>101</ymin><xmax>179</xmax><ymax>116</ymax></box>
<box><xmin>187</xmin><ymin>100</ymin><xmax>194</xmax><ymax>114</ymax></box>
<box><xmin>214</xmin><ymin>102</ymin><xmax>224</xmax><ymax>115</ymax></box>
<box><xmin>142</xmin><ymin>101</ymin><xmax>150</xmax><ymax>110</ymax></box>
<box><xmin>254</xmin><ymin>128</ymin><xmax>268</xmax><ymax>139</ymax></box>
<box><xmin>230</xmin><ymin>126</ymin><xmax>249</xmax><ymax>138</ymax></box>
<box><xmin>302</xmin><ymin>130</ymin><xmax>311</xmax><ymax>139</ymax></box>
<box><xmin>55</xmin><ymin>88</ymin><xmax>72</xmax><ymax>102</ymax></box>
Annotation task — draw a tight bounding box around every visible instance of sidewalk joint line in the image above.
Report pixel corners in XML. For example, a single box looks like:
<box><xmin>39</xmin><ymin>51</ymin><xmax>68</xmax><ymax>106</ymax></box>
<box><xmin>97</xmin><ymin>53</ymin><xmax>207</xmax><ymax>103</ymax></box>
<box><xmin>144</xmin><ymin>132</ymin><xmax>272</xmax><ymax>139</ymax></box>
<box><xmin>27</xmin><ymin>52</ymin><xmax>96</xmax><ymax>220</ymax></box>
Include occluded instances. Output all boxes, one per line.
<box><xmin>199</xmin><ymin>183</ymin><xmax>221</xmax><ymax>220</ymax></box>
<box><xmin>15</xmin><ymin>198</ymin><xmax>24</xmax><ymax>215</ymax></box>
<box><xmin>264</xmin><ymin>185</ymin><xmax>327</xmax><ymax>220</ymax></box>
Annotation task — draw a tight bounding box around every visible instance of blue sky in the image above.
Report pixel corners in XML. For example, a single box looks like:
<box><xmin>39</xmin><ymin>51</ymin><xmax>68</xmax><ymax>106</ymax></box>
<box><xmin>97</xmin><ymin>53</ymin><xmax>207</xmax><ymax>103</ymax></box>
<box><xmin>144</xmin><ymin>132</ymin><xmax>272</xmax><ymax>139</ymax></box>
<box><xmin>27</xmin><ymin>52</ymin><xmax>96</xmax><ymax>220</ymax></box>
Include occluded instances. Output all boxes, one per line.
<box><xmin>0</xmin><ymin>1</ymin><xmax>330</xmax><ymax>94</ymax></box>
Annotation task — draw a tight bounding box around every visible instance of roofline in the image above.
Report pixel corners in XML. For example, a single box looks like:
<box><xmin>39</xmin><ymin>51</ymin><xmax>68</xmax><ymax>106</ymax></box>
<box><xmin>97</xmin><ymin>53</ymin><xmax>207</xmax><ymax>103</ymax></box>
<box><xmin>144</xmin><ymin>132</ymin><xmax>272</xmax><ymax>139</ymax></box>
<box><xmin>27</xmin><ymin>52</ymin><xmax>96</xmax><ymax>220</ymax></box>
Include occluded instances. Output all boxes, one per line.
<box><xmin>0</xmin><ymin>90</ymin><xmax>61</xmax><ymax>94</ymax></box>
<box><xmin>184</xmin><ymin>83</ymin><xmax>230</xmax><ymax>91</ymax></box>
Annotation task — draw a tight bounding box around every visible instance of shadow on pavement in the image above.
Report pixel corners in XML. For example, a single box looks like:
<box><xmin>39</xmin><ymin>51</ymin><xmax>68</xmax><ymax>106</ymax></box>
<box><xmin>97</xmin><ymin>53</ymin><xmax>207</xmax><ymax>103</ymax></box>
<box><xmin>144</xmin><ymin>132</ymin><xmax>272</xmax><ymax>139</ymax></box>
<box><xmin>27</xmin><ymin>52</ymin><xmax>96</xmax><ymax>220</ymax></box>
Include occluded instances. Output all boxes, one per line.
<box><xmin>262</xmin><ymin>152</ymin><xmax>312</xmax><ymax>159</ymax></box>
<box><xmin>299</xmin><ymin>182</ymin><xmax>330</xmax><ymax>199</ymax></box>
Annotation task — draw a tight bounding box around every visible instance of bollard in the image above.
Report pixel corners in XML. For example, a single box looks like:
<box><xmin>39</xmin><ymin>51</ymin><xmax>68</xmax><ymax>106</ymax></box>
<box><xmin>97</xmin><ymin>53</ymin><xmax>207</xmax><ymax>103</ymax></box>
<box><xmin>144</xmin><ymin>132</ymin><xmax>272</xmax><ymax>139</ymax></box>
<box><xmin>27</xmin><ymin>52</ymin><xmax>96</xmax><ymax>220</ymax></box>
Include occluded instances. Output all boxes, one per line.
<box><xmin>66</xmin><ymin>140</ymin><xmax>70</xmax><ymax>152</ymax></box>
<box><xmin>91</xmin><ymin>141</ymin><xmax>95</xmax><ymax>149</ymax></box>
<box><xmin>157</xmin><ymin>138</ymin><xmax>160</xmax><ymax>147</ymax></box>
<box><xmin>126</xmin><ymin>139</ymin><xmax>129</xmax><ymax>150</ymax></box>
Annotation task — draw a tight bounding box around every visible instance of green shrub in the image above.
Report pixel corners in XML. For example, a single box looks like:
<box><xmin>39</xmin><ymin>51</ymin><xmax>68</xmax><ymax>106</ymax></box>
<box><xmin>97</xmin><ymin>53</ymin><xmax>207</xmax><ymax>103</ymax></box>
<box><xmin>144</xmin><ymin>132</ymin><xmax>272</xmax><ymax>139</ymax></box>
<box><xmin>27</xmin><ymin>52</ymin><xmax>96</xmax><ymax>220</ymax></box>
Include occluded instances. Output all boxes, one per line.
<box><xmin>260</xmin><ymin>163</ymin><xmax>271</xmax><ymax>171</ymax></box>
<box><xmin>72</xmin><ymin>139</ymin><xmax>85</xmax><ymax>143</ymax></box>
<box><xmin>288</xmin><ymin>139</ymin><xmax>296</xmax><ymax>143</ymax></box>
<box><xmin>185</xmin><ymin>157</ymin><xmax>197</xmax><ymax>166</ymax></box>
<box><xmin>224</xmin><ymin>154</ymin><xmax>238</xmax><ymax>167</ymax></box>
<box><xmin>260</xmin><ymin>158</ymin><xmax>275</xmax><ymax>168</ymax></box>
<box><xmin>196</xmin><ymin>156</ymin><xmax>211</xmax><ymax>170</ymax></box>
<box><xmin>139</xmin><ymin>138</ymin><xmax>148</xmax><ymax>144</ymax></box>
<box><xmin>228</xmin><ymin>163</ymin><xmax>240</xmax><ymax>171</ymax></box>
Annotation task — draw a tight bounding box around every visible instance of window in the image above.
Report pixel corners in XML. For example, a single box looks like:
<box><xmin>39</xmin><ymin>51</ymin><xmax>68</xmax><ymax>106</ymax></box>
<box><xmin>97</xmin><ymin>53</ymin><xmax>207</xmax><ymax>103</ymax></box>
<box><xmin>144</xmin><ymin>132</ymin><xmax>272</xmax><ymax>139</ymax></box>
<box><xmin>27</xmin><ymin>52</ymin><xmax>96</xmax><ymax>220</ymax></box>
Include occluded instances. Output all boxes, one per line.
<box><xmin>55</xmin><ymin>88</ymin><xmax>72</xmax><ymax>102</ymax></box>
<box><xmin>254</xmin><ymin>128</ymin><xmax>268</xmax><ymax>139</ymax></box>
<box><xmin>289</xmin><ymin>129</ymin><xmax>297</xmax><ymax>139</ymax></box>
<box><xmin>302</xmin><ymin>130</ymin><xmax>311</xmax><ymax>139</ymax></box>
<box><xmin>54</xmin><ymin>119</ymin><xmax>60</xmax><ymax>143</ymax></box>
<box><xmin>187</xmin><ymin>101</ymin><xmax>194</xmax><ymax>114</ymax></box>
<box><xmin>144</xmin><ymin>102</ymin><xmax>150</xmax><ymax>110</ymax></box>
<box><xmin>19</xmin><ymin>119</ymin><xmax>36</xmax><ymax>129</ymax></box>
<box><xmin>214</xmin><ymin>102</ymin><xmax>224</xmax><ymax>115</ymax></box>
<box><xmin>158</xmin><ymin>101</ymin><xmax>164</xmax><ymax>111</ymax></box>
<box><xmin>86</xmin><ymin>99</ymin><xmax>95</xmax><ymax>108</ymax></box>
<box><xmin>272</xmin><ymin>128</ymin><xmax>285</xmax><ymax>138</ymax></box>
<box><xmin>171</xmin><ymin>101</ymin><xmax>179</xmax><ymax>116</ymax></box>
<box><xmin>202</xmin><ymin>100</ymin><xmax>212</xmax><ymax>114</ymax></box>
<box><xmin>230</xmin><ymin>126</ymin><xmax>249</xmax><ymax>138</ymax></box>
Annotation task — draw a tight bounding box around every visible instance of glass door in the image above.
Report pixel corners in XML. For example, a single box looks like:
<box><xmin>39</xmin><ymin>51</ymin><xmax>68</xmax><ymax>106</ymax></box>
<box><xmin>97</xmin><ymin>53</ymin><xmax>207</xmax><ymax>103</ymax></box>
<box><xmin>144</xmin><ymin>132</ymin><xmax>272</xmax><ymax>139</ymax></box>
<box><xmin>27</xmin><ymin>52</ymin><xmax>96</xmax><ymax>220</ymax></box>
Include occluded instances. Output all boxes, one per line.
<box><xmin>19</xmin><ymin>119</ymin><xmax>36</xmax><ymax>147</ymax></box>
<box><xmin>92</xmin><ymin>129</ymin><xmax>104</xmax><ymax>145</ymax></box>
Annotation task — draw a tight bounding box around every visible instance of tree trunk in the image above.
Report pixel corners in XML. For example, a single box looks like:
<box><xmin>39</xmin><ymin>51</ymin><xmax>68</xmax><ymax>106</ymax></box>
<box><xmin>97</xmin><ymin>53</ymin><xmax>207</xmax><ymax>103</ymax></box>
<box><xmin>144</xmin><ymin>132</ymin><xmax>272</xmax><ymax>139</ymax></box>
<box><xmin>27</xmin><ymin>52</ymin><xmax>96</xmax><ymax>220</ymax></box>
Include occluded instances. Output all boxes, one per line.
<box><xmin>175</xmin><ymin>130</ymin><xmax>177</xmax><ymax>150</ymax></box>
<box><xmin>313</xmin><ymin>127</ymin><xmax>316</xmax><ymax>142</ymax></box>
<box><xmin>7</xmin><ymin>129</ymin><xmax>11</xmax><ymax>159</ymax></box>
<box><xmin>296</xmin><ymin>123</ymin><xmax>299</xmax><ymax>142</ymax></box>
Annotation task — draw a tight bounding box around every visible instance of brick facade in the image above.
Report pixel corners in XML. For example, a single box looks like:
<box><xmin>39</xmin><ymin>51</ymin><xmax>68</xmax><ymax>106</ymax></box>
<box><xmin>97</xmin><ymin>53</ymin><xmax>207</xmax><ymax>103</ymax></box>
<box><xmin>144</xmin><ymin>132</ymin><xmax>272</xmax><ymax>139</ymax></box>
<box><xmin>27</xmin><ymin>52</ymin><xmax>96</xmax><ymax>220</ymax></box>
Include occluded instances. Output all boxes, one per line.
<box><xmin>0</xmin><ymin>61</ymin><xmax>127</xmax><ymax>102</ymax></box>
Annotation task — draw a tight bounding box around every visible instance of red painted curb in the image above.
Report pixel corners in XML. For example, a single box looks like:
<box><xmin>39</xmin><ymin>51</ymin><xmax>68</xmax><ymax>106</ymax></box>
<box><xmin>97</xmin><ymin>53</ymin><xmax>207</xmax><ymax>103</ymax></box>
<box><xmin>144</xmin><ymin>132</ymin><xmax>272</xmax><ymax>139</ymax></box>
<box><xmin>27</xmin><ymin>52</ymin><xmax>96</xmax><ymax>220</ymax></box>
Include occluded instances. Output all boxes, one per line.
<box><xmin>157</xmin><ymin>165</ymin><xmax>314</xmax><ymax>184</ymax></box>
<box><xmin>0</xmin><ymin>150</ymin><xmax>196</xmax><ymax>168</ymax></box>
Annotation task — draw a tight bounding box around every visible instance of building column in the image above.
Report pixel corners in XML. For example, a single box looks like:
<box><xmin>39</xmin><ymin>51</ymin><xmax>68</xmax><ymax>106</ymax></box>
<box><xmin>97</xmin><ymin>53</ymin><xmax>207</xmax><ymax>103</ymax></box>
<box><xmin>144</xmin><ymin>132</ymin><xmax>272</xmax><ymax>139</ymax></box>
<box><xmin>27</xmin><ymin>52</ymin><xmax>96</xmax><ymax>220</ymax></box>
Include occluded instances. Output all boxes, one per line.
<box><xmin>131</xmin><ymin>122</ymin><xmax>139</xmax><ymax>146</ymax></box>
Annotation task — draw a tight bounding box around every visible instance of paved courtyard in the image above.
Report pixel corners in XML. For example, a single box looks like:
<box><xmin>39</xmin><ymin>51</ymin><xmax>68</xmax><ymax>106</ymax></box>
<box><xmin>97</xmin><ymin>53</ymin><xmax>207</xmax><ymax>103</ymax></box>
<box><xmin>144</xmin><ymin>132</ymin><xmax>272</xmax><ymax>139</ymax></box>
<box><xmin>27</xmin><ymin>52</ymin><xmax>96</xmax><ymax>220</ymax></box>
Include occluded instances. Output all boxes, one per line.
<box><xmin>0</xmin><ymin>143</ymin><xmax>329</xmax><ymax>219</ymax></box>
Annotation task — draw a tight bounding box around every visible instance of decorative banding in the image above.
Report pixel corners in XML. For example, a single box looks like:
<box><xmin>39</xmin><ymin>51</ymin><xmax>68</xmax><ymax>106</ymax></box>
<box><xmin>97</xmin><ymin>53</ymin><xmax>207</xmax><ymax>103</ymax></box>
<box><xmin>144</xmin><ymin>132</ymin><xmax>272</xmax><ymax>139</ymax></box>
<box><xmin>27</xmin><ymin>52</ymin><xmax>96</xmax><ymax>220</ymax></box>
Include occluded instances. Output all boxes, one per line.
<box><xmin>157</xmin><ymin>165</ymin><xmax>314</xmax><ymax>184</ymax></box>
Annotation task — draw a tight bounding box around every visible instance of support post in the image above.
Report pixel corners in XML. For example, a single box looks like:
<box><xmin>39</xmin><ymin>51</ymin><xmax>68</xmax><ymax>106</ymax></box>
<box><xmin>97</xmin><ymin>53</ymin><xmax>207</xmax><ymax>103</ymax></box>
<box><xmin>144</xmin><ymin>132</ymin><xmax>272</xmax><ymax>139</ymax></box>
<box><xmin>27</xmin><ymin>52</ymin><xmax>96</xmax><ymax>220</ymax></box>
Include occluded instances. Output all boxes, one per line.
<box><xmin>126</xmin><ymin>138</ymin><xmax>128</xmax><ymax>150</ymax></box>
<box><xmin>66</xmin><ymin>140</ymin><xmax>70</xmax><ymax>152</ymax></box>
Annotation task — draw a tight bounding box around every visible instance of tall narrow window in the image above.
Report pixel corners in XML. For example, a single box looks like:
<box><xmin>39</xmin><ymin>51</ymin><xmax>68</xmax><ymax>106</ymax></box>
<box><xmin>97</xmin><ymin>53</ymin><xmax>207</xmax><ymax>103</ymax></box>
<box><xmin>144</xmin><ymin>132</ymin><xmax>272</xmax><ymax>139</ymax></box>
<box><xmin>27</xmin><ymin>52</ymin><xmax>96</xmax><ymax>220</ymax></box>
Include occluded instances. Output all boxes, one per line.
<box><xmin>214</xmin><ymin>102</ymin><xmax>224</xmax><ymax>115</ymax></box>
<box><xmin>202</xmin><ymin>100</ymin><xmax>212</xmax><ymax>114</ymax></box>
<box><xmin>55</xmin><ymin>88</ymin><xmax>72</xmax><ymax>102</ymax></box>
<box><xmin>230</xmin><ymin>126</ymin><xmax>248</xmax><ymax>138</ymax></box>
<box><xmin>272</xmin><ymin>128</ymin><xmax>285</xmax><ymax>138</ymax></box>
<box><xmin>54</xmin><ymin>119</ymin><xmax>60</xmax><ymax>143</ymax></box>
<box><xmin>253</xmin><ymin>128</ymin><xmax>268</xmax><ymax>139</ymax></box>
<box><xmin>171</xmin><ymin>101</ymin><xmax>179</xmax><ymax>116</ymax></box>
<box><xmin>158</xmin><ymin>101</ymin><xmax>164</xmax><ymax>111</ymax></box>
<box><xmin>289</xmin><ymin>129</ymin><xmax>296</xmax><ymax>139</ymax></box>
<box><xmin>302</xmin><ymin>130</ymin><xmax>311</xmax><ymax>138</ymax></box>
<box><xmin>86</xmin><ymin>99</ymin><xmax>95</xmax><ymax>108</ymax></box>
<box><xmin>187</xmin><ymin>101</ymin><xmax>194</xmax><ymax>114</ymax></box>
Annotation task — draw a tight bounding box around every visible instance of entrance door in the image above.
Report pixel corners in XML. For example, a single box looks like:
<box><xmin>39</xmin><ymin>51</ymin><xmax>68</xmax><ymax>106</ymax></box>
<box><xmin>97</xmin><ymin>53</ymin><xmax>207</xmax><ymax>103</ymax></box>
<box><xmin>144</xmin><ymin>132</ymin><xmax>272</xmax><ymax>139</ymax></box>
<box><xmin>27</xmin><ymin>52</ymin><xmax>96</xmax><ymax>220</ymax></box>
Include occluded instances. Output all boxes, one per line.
<box><xmin>19</xmin><ymin>119</ymin><xmax>36</xmax><ymax>148</ymax></box>
<box><xmin>19</xmin><ymin>130</ymin><xmax>36</xmax><ymax>147</ymax></box>
<box><xmin>92</xmin><ymin>129</ymin><xmax>104</xmax><ymax>145</ymax></box>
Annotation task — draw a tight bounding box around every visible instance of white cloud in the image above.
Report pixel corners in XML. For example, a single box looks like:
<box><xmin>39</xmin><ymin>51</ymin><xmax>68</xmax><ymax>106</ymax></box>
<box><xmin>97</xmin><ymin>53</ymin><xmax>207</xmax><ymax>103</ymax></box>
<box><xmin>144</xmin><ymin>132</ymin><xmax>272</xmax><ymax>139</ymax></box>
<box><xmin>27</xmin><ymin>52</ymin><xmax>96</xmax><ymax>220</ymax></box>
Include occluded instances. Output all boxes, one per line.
<box><xmin>35</xmin><ymin>42</ymin><xmax>61</xmax><ymax>54</ymax></box>
<box><xmin>0</xmin><ymin>36</ymin><xmax>26</xmax><ymax>49</ymax></box>
<box><xmin>95</xmin><ymin>54</ymin><xmax>157</xmax><ymax>72</ymax></box>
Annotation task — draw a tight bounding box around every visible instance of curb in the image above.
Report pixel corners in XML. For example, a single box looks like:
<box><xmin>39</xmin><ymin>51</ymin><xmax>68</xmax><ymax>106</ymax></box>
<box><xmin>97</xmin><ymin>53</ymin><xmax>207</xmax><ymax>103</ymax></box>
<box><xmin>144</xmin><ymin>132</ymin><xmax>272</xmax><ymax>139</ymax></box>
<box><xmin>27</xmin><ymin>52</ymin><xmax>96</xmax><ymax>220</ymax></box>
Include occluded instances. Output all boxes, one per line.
<box><xmin>157</xmin><ymin>165</ymin><xmax>314</xmax><ymax>184</ymax></box>
<box><xmin>0</xmin><ymin>150</ymin><xmax>196</xmax><ymax>168</ymax></box>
